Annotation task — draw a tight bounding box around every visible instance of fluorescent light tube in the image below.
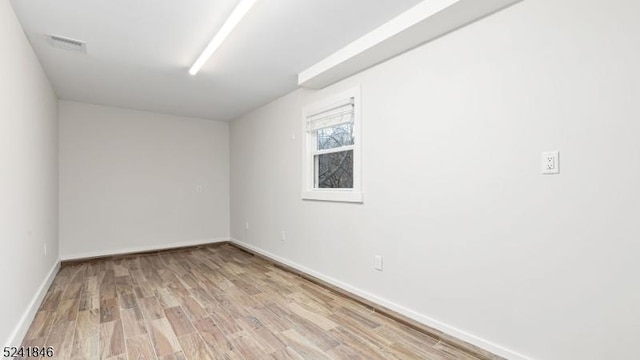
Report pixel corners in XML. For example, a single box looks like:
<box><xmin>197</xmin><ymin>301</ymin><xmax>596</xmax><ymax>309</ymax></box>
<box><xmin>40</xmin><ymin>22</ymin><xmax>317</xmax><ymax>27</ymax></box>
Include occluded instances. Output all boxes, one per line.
<box><xmin>189</xmin><ymin>0</ymin><xmax>257</xmax><ymax>75</ymax></box>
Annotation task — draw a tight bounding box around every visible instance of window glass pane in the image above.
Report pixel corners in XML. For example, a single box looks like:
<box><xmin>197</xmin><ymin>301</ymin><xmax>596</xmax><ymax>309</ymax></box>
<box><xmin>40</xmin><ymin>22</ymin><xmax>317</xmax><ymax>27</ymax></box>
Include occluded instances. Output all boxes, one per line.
<box><xmin>315</xmin><ymin>150</ymin><xmax>353</xmax><ymax>189</ymax></box>
<box><xmin>317</xmin><ymin>123</ymin><xmax>354</xmax><ymax>150</ymax></box>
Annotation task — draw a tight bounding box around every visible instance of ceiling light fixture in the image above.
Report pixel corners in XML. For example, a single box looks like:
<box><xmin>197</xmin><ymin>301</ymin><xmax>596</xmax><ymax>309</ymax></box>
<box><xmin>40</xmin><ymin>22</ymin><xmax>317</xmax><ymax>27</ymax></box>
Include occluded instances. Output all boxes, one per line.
<box><xmin>189</xmin><ymin>0</ymin><xmax>258</xmax><ymax>75</ymax></box>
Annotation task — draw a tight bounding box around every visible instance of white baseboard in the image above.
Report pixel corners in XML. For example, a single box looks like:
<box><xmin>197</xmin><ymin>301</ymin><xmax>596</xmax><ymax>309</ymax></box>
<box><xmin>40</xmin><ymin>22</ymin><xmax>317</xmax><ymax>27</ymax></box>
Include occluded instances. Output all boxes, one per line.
<box><xmin>60</xmin><ymin>237</ymin><xmax>229</xmax><ymax>261</ymax></box>
<box><xmin>230</xmin><ymin>238</ymin><xmax>532</xmax><ymax>360</ymax></box>
<box><xmin>4</xmin><ymin>258</ymin><xmax>60</xmax><ymax>349</ymax></box>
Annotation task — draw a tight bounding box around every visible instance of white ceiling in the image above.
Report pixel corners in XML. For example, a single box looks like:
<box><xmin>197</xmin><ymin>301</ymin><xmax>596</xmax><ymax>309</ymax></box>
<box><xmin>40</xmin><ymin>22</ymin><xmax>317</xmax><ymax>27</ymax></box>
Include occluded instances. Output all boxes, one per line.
<box><xmin>10</xmin><ymin>0</ymin><xmax>423</xmax><ymax>121</ymax></box>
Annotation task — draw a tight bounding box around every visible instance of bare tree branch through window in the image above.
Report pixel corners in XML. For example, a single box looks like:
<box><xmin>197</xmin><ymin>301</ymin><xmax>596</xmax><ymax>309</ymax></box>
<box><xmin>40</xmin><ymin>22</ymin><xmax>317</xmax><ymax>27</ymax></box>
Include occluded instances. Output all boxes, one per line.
<box><xmin>315</xmin><ymin>123</ymin><xmax>354</xmax><ymax>188</ymax></box>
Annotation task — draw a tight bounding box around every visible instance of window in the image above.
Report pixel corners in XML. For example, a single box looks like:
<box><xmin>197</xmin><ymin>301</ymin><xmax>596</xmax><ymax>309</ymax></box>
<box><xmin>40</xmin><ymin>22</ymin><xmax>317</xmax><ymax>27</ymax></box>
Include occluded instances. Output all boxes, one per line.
<box><xmin>302</xmin><ymin>87</ymin><xmax>362</xmax><ymax>203</ymax></box>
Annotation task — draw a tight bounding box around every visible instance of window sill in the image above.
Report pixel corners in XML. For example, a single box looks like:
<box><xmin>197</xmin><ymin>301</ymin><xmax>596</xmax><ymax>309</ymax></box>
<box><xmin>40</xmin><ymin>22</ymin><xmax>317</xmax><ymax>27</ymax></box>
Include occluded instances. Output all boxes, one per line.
<box><xmin>301</xmin><ymin>191</ymin><xmax>363</xmax><ymax>203</ymax></box>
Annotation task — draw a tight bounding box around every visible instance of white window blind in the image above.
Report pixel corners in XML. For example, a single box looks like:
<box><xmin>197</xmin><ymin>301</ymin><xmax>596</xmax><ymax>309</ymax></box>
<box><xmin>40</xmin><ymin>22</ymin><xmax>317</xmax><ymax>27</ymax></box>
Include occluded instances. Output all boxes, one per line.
<box><xmin>305</xmin><ymin>99</ymin><xmax>354</xmax><ymax>131</ymax></box>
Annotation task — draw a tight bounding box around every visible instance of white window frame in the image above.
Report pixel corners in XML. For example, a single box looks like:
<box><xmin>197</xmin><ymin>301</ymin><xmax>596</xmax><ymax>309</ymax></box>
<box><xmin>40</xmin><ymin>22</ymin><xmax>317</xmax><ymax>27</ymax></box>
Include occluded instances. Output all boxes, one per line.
<box><xmin>302</xmin><ymin>87</ymin><xmax>363</xmax><ymax>203</ymax></box>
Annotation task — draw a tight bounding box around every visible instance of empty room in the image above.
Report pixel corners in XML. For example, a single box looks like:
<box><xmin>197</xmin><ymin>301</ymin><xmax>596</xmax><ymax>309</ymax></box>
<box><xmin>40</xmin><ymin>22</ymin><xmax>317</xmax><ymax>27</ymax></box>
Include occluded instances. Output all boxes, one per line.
<box><xmin>2</xmin><ymin>0</ymin><xmax>638</xmax><ymax>359</ymax></box>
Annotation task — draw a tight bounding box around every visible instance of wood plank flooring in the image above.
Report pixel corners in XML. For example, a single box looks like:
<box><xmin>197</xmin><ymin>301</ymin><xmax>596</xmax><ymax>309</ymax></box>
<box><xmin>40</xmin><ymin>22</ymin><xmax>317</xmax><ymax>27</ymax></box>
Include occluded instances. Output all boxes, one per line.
<box><xmin>21</xmin><ymin>244</ymin><xmax>482</xmax><ymax>359</ymax></box>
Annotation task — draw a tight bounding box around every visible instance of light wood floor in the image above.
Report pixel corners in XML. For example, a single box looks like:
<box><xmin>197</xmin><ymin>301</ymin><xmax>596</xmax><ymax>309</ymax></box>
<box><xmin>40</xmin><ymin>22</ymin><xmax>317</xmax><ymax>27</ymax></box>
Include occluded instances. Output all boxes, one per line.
<box><xmin>21</xmin><ymin>244</ymin><xmax>480</xmax><ymax>359</ymax></box>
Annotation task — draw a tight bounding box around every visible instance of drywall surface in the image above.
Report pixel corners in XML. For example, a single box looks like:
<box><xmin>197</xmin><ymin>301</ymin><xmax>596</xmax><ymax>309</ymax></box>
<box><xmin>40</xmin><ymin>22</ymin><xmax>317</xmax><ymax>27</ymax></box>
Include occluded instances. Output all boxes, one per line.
<box><xmin>59</xmin><ymin>101</ymin><xmax>230</xmax><ymax>258</ymax></box>
<box><xmin>0</xmin><ymin>1</ymin><xmax>59</xmax><ymax>347</ymax></box>
<box><xmin>230</xmin><ymin>0</ymin><xmax>640</xmax><ymax>359</ymax></box>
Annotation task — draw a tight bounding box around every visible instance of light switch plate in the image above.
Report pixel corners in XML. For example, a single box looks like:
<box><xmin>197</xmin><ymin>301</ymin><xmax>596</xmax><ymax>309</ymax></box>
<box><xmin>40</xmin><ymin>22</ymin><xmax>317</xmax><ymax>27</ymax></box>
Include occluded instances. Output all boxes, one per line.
<box><xmin>374</xmin><ymin>255</ymin><xmax>383</xmax><ymax>271</ymax></box>
<box><xmin>541</xmin><ymin>151</ymin><xmax>559</xmax><ymax>174</ymax></box>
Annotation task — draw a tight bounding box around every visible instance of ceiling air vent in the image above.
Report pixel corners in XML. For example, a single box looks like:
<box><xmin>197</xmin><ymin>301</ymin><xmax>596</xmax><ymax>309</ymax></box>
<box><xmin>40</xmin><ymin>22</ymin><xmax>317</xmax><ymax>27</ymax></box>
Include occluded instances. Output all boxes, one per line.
<box><xmin>48</xmin><ymin>34</ymin><xmax>86</xmax><ymax>54</ymax></box>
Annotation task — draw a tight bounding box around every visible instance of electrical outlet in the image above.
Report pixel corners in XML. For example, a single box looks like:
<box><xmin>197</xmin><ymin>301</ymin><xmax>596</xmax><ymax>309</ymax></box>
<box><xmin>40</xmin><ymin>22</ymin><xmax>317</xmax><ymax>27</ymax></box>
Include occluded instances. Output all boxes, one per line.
<box><xmin>281</xmin><ymin>231</ymin><xmax>286</xmax><ymax>241</ymax></box>
<box><xmin>541</xmin><ymin>151</ymin><xmax>559</xmax><ymax>174</ymax></box>
<box><xmin>43</xmin><ymin>242</ymin><xmax>47</xmax><ymax>256</ymax></box>
<box><xmin>374</xmin><ymin>255</ymin><xmax>383</xmax><ymax>271</ymax></box>
<box><xmin>196</xmin><ymin>185</ymin><xmax>203</xmax><ymax>193</ymax></box>
<box><xmin>245</xmin><ymin>222</ymin><xmax>249</xmax><ymax>230</ymax></box>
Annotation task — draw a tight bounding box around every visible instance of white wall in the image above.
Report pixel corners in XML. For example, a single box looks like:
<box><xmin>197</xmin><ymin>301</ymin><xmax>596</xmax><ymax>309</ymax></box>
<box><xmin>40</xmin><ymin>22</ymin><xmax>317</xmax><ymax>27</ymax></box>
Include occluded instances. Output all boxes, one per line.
<box><xmin>230</xmin><ymin>0</ymin><xmax>640</xmax><ymax>359</ymax></box>
<box><xmin>0</xmin><ymin>1</ymin><xmax>59</xmax><ymax>348</ymax></box>
<box><xmin>59</xmin><ymin>101</ymin><xmax>230</xmax><ymax>259</ymax></box>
